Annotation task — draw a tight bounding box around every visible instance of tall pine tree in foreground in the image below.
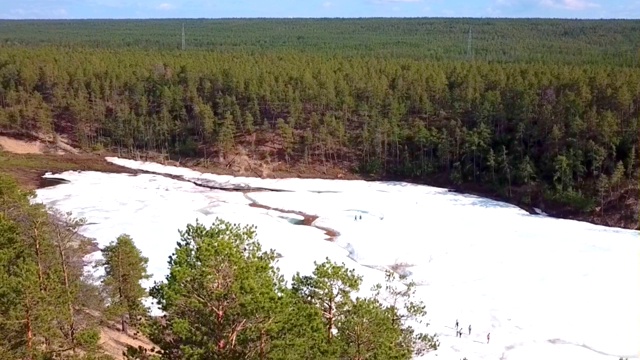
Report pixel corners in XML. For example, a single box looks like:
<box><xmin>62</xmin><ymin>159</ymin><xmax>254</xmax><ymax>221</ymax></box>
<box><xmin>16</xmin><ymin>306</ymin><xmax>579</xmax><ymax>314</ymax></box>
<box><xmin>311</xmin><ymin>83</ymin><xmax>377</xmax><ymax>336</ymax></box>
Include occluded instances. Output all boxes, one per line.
<box><xmin>149</xmin><ymin>219</ymin><xmax>285</xmax><ymax>359</ymax></box>
<box><xmin>150</xmin><ymin>219</ymin><xmax>439</xmax><ymax>359</ymax></box>
<box><xmin>0</xmin><ymin>211</ymin><xmax>43</xmax><ymax>359</ymax></box>
<box><xmin>99</xmin><ymin>234</ymin><xmax>150</xmax><ymax>335</ymax></box>
<box><xmin>292</xmin><ymin>259</ymin><xmax>439</xmax><ymax>359</ymax></box>
<box><xmin>0</xmin><ymin>175</ymin><xmax>109</xmax><ymax>359</ymax></box>
<box><xmin>291</xmin><ymin>259</ymin><xmax>361</xmax><ymax>345</ymax></box>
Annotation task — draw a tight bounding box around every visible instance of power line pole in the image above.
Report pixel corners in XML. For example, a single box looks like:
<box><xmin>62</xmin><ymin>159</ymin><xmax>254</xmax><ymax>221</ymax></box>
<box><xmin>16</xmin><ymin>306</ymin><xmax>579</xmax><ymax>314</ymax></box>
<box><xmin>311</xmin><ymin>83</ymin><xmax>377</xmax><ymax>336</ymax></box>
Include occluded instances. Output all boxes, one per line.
<box><xmin>467</xmin><ymin>26</ymin><xmax>473</xmax><ymax>61</ymax></box>
<box><xmin>181</xmin><ymin>23</ymin><xmax>186</xmax><ymax>51</ymax></box>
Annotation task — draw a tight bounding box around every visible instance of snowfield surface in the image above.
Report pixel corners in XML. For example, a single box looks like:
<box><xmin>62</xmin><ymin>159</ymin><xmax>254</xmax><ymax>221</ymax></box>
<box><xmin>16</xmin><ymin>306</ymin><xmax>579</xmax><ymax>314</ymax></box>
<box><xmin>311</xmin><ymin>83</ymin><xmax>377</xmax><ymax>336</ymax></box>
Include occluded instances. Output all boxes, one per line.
<box><xmin>34</xmin><ymin>157</ymin><xmax>640</xmax><ymax>360</ymax></box>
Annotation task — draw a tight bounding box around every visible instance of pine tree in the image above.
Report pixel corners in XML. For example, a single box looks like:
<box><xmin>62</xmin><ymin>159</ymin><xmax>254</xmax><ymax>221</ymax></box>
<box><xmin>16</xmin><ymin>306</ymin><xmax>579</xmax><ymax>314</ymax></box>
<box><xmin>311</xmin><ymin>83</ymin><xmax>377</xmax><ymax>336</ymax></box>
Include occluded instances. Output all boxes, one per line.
<box><xmin>626</xmin><ymin>145</ymin><xmax>636</xmax><ymax>179</ymax></box>
<box><xmin>0</xmin><ymin>176</ymin><xmax>108</xmax><ymax>359</ymax></box>
<box><xmin>499</xmin><ymin>146</ymin><xmax>512</xmax><ymax>197</ymax></box>
<box><xmin>370</xmin><ymin>271</ymin><xmax>439</xmax><ymax>357</ymax></box>
<box><xmin>99</xmin><ymin>234</ymin><xmax>150</xmax><ymax>335</ymax></box>
<box><xmin>277</xmin><ymin>118</ymin><xmax>295</xmax><ymax>164</ymax></box>
<box><xmin>486</xmin><ymin>147</ymin><xmax>496</xmax><ymax>184</ymax></box>
<box><xmin>337</xmin><ymin>297</ymin><xmax>404</xmax><ymax>359</ymax></box>
<box><xmin>553</xmin><ymin>154</ymin><xmax>572</xmax><ymax>193</ymax></box>
<box><xmin>517</xmin><ymin>156</ymin><xmax>536</xmax><ymax>186</ymax></box>
<box><xmin>0</xmin><ymin>176</ymin><xmax>57</xmax><ymax>356</ymax></box>
<box><xmin>596</xmin><ymin>174</ymin><xmax>609</xmax><ymax>214</ymax></box>
<box><xmin>217</xmin><ymin>112</ymin><xmax>236</xmax><ymax>159</ymax></box>
<box><xmin>49</xmin><ymin>209</ymin><xmax>89</xmax><ymax>353</ymax></box>
<box><xmin>149</xmin><ymin>219</ymin><xmax>284</xmax><ymax>359</ymax></box>
<box><xmin>291</xmin><ymin>258</ymin><xmax>362</xmax><ymax>344</ymax></box>
<box><xmin>0</xmin><ymin>213</ymin><xmax>42</xmax><ymax>359</ymax></box>
<box><xmin>268</xmin><ymin>290</ymin><xmax>328</xmax><ymax>359</ymax></box>
<box><xmin>610</xmin><ymin>161</ymin><xmax>626</xmax><ymax>195</ymax></box>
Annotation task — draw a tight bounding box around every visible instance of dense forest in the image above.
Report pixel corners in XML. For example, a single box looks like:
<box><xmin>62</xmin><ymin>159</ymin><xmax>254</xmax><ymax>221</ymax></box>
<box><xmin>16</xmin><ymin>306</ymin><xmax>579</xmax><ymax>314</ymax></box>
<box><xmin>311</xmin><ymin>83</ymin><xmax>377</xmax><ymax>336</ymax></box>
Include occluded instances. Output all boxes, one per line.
<box><xmin>1</xmin><ymin>18</ymin><xmax>640</xmax><ymax>66</ymax></box>
<box><xmin>0</xmin><ymin>174</ymin><xmax>438</xmax><ymax>359</ymax></box>
<box><xmin>0</xmin><ymin>18</ymin><xmax>638</xmax><ymax>229</ymax></box>
<box><xmin>0</xmin><ymin>18</ymin><xmax>640</xmax><ymax>66</ymax></box>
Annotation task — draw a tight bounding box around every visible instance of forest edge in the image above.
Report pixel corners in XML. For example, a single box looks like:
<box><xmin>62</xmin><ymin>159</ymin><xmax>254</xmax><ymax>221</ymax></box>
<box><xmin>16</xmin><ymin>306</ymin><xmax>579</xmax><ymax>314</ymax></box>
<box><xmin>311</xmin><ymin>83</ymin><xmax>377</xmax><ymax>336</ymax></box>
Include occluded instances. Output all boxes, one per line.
<box><xmin>1</xmin><ymin>131</ymin><xmax>636</xmax><ymax>231</ymax></box>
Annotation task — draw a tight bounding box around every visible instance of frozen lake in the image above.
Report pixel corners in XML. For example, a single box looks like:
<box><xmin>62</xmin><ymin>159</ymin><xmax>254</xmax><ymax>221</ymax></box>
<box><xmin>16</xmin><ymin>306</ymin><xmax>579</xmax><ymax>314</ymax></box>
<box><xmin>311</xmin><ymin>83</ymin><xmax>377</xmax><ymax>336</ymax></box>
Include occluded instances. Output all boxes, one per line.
<box><xmin>34</xmin><ymin>157</ymin><xmax>640</xmax><ymax>360</ymax></box>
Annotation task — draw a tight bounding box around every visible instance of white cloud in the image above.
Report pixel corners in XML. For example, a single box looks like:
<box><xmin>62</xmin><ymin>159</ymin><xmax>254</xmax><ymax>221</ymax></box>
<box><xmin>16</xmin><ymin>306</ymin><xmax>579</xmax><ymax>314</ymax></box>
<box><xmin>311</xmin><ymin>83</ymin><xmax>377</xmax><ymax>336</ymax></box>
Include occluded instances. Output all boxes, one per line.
<box><xmin>322</xmin><ymin>1</ymin><xmax>333</xmax><ymax>8</ymax></box>
<box><xmin>539</xmin><ymin>0</ymin><xmax>599</xmax><ymax>10</ymax></box>
<box><xmin>156</xmin><ymin>2</ymin><xmax>175</xmax><ymax>10</ymax></box>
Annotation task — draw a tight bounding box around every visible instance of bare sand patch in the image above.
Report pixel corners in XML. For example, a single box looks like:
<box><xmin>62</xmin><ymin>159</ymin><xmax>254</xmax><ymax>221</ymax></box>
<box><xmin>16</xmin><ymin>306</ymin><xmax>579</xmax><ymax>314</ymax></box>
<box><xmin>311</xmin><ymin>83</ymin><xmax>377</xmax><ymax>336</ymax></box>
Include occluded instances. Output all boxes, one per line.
<box><xmin>99</xmin><ymin>324</ymin><xmax>158</xmax><ymax>359</ymax></box>
<box><xmin>0</xmin><ymin>135</ymin><xmax>45</xmax><ymax>154</ymax></box>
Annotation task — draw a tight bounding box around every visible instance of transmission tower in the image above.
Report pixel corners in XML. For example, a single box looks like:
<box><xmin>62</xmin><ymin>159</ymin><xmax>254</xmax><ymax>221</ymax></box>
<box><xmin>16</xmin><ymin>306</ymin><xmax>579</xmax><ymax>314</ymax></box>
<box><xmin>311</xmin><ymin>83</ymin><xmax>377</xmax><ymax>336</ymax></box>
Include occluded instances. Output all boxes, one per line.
<box><xmin>467</xmin><ymin>26</ymin><xmax>473</xmax><ymax>61</ymax></box>
<box><xmin>181</xmin><ymin>23</ymin><xmax>186</xmax><ymax>51</ymax></box>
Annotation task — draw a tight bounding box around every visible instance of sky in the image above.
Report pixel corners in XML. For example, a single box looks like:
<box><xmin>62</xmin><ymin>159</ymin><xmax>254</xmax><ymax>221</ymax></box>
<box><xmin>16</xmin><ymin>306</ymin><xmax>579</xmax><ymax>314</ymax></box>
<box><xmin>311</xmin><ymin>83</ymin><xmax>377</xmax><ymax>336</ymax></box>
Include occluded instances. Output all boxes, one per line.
<box><xmin>0</xmin><ymin>0</ymin><xmax>638</xmax><ymax>20</ymax></box>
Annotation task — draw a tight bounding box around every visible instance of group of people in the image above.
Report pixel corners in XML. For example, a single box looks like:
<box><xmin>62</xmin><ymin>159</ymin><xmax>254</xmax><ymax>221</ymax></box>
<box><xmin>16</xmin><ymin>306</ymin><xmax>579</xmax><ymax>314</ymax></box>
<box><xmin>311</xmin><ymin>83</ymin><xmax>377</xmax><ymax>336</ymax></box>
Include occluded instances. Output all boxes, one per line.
<box><xmin>455</xmin><ymin>319</ymin><xmax>490</xmax><ymax>344</ymax></box>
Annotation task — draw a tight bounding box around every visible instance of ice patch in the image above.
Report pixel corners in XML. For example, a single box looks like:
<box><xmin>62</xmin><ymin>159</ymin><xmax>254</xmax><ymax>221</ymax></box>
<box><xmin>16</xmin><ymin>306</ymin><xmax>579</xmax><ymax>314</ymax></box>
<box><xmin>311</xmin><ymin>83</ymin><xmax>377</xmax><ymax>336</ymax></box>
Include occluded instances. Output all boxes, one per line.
<box><xmin>34</xmin><ymin>158</ymin><xmax>640</xmax><ymax>360</ymax></box>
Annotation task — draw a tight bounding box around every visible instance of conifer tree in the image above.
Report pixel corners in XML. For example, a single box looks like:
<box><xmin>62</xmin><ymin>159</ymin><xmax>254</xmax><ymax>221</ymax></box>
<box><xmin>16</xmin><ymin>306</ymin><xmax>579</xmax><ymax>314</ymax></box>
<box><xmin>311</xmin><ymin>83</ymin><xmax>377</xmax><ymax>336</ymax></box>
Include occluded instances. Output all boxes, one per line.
<box><xmin>99</xmin><ymin>234</ymin><xmax>150</xmax><ymax>335</ymax></box>
<box><xmin>267</xmin><ymin>290</ymin><xmax>328</xmax><ymax>359</ymax></box>
<box><xmin>0</xmin><ymin>176</ymin><xmax>109</xmax><ymax>359</ymax></box>
<box><xmin>149</xmin><ymin>219</ymin><xmax>284</xmax><ymax>359</ymax></box>
<box><xmin>337</xmin><ymin>297</ymin><xmax>407</xmax><ymax>359</ymax></box>
<box><xmin>291</xmin><ymin>258</ymin><xmax>361</xmax><ymax>344</ymax></box>
<box><xmin>0</xmin><ymin>212</ymin><xmax>43</xmax><ymax>359</ymax></box>
<box><xmin>0</xmin><ymin>176</ymin><xmax>58</xmax><ymax>357</ymax></box>
<box><xmin>49</xmin><ymin>209</ymin><xmax>89</xmax><ymax>352</ymax></box>
<box><xmin>370</xmin><ymin>271</ymin><xmax>439</xmax><ymax>356</ymax></box>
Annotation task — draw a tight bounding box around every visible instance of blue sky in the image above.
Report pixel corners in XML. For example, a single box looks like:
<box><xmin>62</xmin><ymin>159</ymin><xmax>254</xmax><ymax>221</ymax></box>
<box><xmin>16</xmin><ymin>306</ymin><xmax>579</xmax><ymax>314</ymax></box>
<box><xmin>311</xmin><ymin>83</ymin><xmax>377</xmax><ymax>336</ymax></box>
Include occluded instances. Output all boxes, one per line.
<box><xmin>1</xmin><ymin>0</ymin><xmax>638</xmax><ymax>19</ymax></box>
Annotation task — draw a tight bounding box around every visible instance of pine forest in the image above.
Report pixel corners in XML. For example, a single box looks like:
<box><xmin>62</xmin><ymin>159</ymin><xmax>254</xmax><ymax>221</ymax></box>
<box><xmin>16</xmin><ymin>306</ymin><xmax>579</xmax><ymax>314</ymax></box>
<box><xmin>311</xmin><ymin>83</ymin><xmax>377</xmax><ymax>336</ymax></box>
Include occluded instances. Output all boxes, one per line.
<box><xmin>0</xmin><ymin>19</ymin><xmax>638</xmax><ymax>226</ymax></box>
<box><xmin>0</xmin><ymin>17</ymin><xmax>639</xmax><ymax>360</ymax></box>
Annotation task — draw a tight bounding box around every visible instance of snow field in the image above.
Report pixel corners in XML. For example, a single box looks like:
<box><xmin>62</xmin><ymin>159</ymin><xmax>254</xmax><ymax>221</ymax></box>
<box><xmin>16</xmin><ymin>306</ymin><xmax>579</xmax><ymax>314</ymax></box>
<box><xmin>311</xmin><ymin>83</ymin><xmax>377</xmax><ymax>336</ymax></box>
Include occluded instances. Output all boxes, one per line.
<box><xmin>33</xmin><ymin>159</ymin><xmax>640</xmax><ymax>360</ymax></box>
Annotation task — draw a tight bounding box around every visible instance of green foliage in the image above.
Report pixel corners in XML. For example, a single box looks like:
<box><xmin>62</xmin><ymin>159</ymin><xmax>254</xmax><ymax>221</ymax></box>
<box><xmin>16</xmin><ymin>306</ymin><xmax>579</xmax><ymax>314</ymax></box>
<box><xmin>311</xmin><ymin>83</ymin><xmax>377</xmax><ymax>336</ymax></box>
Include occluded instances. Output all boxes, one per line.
<box><xmin>1</xmin><ymin>19</ymin><xmax>638</xmax><ymax>224</ymax></box>
<box><xmin>149</xmin><ymin>218</ymin><xmax>284</xmax><ymax>359</ymax></box>
<box><xmin>266</xmin><ymin>289</ymin><xmax>328</xmax><ymax>359</ymax></box>
<box><xmin>150</xmin><ymin>220</ymin><xmax>438</xmax><ymax>359</ymax></box>
<box><xmin>124</xmin><ymin>345</ymin><xmax>161</xmax><ymax>360</ymax></box>
<box><xmin>75</xmin><ymin>327</ymin><xmax>102</xmax><ymax>352</ymax></box>
<box><xmin>0</xmin><ymin>210</ymin><xmax>41</xmax><ymax>359</ymax></box>
<box><xmin>548</xmin><ymin>188</ymin><xmax>596</xmax><ymax>212</ymax></box>
<box><xmin>0</xmin><ymin>174</ymin><xmax>111</xmax><ymax>359</ymax></box>
<box><xmin>337</xmin><ymin>297</ymin><xmax>408</xmax><ymax>359</ymax></box>
<box><xmin>371</xmin><ymin>271</ymin><xmax>439</xmax><ymax>356</ymax></box>
<box><xmin>0</xmin><ymin>19</ymin><xmax>639</xmax><ymax>66</ymax></box>
<box><xmin>292</xmin><ymin>258</ymin><xmax>362</xmax><ymax>344</ymax></box>
<box><xmin>98</xmin><ymin>234</ymin><xmax>151</xmax><ymax>335</ymax></box>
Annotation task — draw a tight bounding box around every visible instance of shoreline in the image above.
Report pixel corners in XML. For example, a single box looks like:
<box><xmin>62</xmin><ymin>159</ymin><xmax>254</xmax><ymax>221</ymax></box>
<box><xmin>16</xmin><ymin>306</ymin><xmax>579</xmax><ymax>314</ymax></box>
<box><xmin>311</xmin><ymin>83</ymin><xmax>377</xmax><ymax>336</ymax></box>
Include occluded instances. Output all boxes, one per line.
<box><xmin>1</xmin><ymin>144</ymin><xmax>635</xmax><ymax>231</ymax></box>
<box><xmin>98</xmin><ymin>156</ymin><xmax>637</xmax><ymax>231</ymax></box>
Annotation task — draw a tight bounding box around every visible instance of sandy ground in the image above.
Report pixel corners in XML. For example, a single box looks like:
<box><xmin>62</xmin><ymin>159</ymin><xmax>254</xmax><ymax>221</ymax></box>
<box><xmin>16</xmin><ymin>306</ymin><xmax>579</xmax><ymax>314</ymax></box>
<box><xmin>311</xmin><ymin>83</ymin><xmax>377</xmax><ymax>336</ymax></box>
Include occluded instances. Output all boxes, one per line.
<box><xmin>0</xmin><ymin>135</ymin><xmax>46</xmax><ymax>154</ymax></box>
<box><xmin>100</xmin><ymin>325</ymin><xmax>158</xmax><ymax>359</ymax></box>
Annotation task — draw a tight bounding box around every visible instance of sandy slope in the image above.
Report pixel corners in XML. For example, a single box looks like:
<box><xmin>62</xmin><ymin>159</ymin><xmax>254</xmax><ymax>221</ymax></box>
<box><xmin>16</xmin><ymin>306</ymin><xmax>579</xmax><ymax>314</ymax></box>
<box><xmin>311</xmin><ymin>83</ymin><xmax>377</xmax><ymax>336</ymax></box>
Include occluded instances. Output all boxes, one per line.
<box><xmin>0</xmin><ymin>135</ymin><xmax>46</xmax><ymax>154</ymax></box>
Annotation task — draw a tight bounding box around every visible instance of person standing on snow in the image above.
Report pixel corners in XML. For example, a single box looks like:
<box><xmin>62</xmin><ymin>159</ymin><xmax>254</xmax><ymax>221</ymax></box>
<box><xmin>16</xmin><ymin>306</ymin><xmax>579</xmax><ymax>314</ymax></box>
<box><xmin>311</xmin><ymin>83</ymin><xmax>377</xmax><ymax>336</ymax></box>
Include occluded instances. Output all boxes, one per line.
<box><xmin>468</xmin><ymin>324</ymin><xmax>471</xmax><ymax>335</ymax></box>
<box><xmin>455</xmin><ymin>319</ymin><xmax>459</xmax><ymax>330</ymax></box>
<box><xmin>487</xmin><ymin>333</ymin><xmax>490</xmax><ymax>344</ymax></box>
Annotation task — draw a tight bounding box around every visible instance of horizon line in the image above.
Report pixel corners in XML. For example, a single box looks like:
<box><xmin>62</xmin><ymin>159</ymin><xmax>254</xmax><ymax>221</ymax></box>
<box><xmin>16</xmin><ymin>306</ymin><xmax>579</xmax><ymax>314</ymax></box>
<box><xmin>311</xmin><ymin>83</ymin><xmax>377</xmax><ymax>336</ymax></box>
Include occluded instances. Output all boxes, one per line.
<box><xmin>1</xmin><ymin>16</ymin><xmax>639</xmax><ymax>21</ymax></box>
